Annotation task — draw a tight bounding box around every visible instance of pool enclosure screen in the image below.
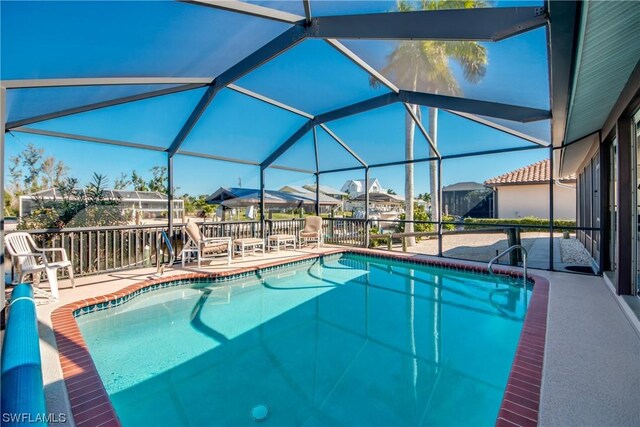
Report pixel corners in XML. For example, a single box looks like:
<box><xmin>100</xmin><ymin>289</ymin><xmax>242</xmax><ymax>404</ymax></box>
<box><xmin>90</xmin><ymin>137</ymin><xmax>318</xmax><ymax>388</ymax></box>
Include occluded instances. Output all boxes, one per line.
<box><xmin>1</xmin><ymin>1</ymin><xmax>592</xmax><ymax>306</ymax></box>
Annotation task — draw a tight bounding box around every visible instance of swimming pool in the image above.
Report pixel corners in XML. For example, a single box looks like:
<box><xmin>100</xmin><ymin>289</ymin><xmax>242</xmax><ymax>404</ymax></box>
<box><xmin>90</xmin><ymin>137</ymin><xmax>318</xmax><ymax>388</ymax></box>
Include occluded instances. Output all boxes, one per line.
<box><xmin>74</xmin><ymin>253</ymin><xmax>533</xmax><ymax>426</ymax></box>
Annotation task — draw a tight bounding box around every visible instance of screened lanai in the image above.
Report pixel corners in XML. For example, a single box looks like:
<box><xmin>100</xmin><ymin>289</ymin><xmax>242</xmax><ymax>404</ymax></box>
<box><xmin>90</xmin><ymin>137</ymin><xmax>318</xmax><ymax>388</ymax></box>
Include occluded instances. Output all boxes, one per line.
<box><xmin>1</xmin><ymin>1</ymin><xmax>589</xmax><ymax>306</ymax></box>
<box><xmin>6</xmin><ymin>4</ymin><xmax>640</xmax><ymax>427</ymax></box>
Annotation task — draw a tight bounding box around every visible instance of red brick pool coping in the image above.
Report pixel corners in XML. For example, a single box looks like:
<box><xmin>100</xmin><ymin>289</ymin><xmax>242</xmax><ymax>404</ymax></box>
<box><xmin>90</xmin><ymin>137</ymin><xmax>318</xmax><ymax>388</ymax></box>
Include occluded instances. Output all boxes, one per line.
<box><xmin>50</xmin><ymin>248</ymin><xmax>548</xmax><ymax>427</ymax></box>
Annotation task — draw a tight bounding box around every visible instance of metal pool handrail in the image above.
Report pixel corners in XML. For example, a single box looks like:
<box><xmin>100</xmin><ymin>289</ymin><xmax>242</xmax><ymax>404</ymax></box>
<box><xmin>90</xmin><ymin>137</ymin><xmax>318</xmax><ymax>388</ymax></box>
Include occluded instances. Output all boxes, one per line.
<box><xmin>156</xmin><ymin>230</ymin><xmax>175</xmax><ymax>276</ymax></box>
<box><xmin>488</xmin><ymin>244</ymin><xmax>528</xmax><ymax>287</ymax></box>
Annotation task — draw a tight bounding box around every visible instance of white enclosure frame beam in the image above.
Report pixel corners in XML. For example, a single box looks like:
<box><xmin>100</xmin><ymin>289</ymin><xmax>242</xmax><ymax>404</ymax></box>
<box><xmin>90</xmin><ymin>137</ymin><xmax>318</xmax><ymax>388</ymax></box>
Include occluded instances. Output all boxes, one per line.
<box><xmin>176</xmin><ymin>150</ymin><xmax>314</xmax><ymax>174</ymax></box>
<box><xmin>318</xmin><ymin>124</ymin><xmax>367</xmax><ymax>168</ymax></box>
<box><xmin>8</xmin><ymin>126</ymin><xmax>316</xmax><ymax>173</ymax></box>
<box><xmin>0</xmin><ymin>77</ymin><xmax>213</xmax><ymax>89</ymax></box>
<box><xmin>181</xmin><ymin>0</ymin><xmax>304</xmax><ymax>24</ymax></box>
<box><xmin>446</xmin><ymin>110</ymin><xmax>549</xmax><ymax>146</ymax></box>
<box><xmin>11</xmin><ymin>127</ymin><xmax>167</xmax><ymax>152</ymax></box>
<box><xmin>227</xmin><ymin>84</ymin><xmax>314</xmax><ymax>119</ymax></box>
<box><xmin>325</xmin><ymin>39</ymin><xmax>400</xmax><ymax>93</ymax></box>
<box><xmin>175</xmin><ymin>150</ymin><xmax>260</xmax><ymax>166</ymax></box>
<box><xmin>5</xmin><ymin>83</ymin><xmax>206</xmax><ymax>130</ymax></box>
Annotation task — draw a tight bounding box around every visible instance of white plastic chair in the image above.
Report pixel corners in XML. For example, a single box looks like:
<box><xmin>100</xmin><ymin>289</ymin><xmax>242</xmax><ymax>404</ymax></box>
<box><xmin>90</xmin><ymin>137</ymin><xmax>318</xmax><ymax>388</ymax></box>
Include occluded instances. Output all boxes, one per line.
<box><xmin>5</xmin><ymin>232</ymin><xmax>75</xmax><ymax>301</ymax></box>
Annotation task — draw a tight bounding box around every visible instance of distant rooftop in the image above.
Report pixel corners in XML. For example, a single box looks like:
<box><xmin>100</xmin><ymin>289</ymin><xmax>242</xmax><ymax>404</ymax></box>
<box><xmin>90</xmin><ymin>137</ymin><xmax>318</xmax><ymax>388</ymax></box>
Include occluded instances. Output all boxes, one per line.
<box><xmin>207</xmin><ymin>187</ymin><xmax>340</xmax><ymax>206</ymax></box>
<box><xmin>303</xmin><ymin>185</ymin><xmax>347</xmax><ymax>196</ymax></box>
<box><xmin>485</xmin><ymin>159</ymin><xmax>576</xmax><ymax>186</ymax></box>
<box><xmin>22</xmin><ymin>188</ymin><xmax>171</xmax><ymax>201</ymax></box>
<box><xmin>442</xmin><ymin>182</ymin><xmax>487</xmax><ymax>192</ymax></box>
<box><xmin>279</xmin><ymin>185</ymin><xmax>314</xmax><ymax>194</ymax></box>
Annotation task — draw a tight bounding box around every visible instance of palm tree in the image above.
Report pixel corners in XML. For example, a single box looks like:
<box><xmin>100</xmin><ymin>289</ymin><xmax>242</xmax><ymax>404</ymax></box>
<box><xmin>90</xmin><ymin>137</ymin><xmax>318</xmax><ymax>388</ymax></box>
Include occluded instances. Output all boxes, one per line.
<box><xmin>371</xmin><ymin>0</ymin><xmax>488</xmax><ymax>246</ymax></box>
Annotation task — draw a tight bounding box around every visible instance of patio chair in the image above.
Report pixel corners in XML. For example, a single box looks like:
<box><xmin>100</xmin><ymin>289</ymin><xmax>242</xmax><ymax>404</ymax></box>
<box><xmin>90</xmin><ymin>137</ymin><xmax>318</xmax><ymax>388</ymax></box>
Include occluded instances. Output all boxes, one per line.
<box><xmin>182</xmin><ymin>221</ymin><xmax>231</xmax><ymax>267</ymax></box>
<box><xmin>4</xmin><ymin>232</ymin><xmax>75</xmax><ymax>301</ymax></box>
<box><xmin>299</xmin><ymin>216</ymin><xmax>323</xmax><ymax>248</ymax></box>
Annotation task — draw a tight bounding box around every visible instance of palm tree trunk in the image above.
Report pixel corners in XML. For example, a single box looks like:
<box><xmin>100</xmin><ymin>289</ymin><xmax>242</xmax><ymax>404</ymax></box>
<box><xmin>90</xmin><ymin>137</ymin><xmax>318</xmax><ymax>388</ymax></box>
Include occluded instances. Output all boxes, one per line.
<box><xmin>428</xmin><ymin>107</ymin><xmax>439</xmax><ymax>223</ymax></box>
<box><xmin>405</xmin><ymin>105</ymin><xmax>416</xmax><ymax>247</ymax></box>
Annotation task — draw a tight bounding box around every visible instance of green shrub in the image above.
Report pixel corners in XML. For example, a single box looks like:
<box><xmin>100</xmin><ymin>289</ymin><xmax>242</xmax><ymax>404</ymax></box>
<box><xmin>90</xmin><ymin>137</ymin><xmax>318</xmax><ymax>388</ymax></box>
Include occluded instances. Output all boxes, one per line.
<box><xmin>395</xmin><ymin>207</ymin><xmax>456</xmax><ymax>234</ymax></box>
<box><xmin>441</xmin><ymin>214</ymin><xmax>456</xmax><ymax>231</ymax></box>
<box><xmin>397</xmin><ymin>205</ymin><xmax>435</xmax><ymax>233</ymax></box>
<box><xmin>463</xmin><ymin>216</ymin><xmax>576</xmax><ymax>231</ymax></box>
<box><xmin>19</xmin><ymin>174</ymin><xmax>128</xmax><ymax>230</ymax></box>
<box><xmin>368</xmin><ymin>226</ymin><xmax>386</xmax><ymax>248</ymax></box>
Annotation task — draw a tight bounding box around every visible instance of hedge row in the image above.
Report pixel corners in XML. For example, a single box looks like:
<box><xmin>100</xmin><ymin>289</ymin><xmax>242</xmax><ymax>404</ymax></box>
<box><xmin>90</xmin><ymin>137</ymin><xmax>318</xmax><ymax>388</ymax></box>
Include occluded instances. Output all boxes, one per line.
<box><xmin>462</xmin><ymin>216</ymin><xmax>577</xmax><ymax>228</ymax></box>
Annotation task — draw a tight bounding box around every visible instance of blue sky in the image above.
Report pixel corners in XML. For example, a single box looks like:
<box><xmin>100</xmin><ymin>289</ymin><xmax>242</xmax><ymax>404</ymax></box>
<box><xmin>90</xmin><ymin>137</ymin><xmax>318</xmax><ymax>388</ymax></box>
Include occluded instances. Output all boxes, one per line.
<box><xmin>3</xmin><ymin>0</ymin><xmax>550</xmax><ymax>197</ymax></box>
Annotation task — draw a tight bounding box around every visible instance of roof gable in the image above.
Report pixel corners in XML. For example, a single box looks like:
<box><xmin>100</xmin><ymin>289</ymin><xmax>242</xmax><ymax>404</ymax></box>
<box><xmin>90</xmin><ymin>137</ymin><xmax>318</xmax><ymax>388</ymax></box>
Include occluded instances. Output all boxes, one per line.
<box><xmin>485</xmin><ymin>159</ymin><xmax>576</xmax><ymax>186</ymax></box>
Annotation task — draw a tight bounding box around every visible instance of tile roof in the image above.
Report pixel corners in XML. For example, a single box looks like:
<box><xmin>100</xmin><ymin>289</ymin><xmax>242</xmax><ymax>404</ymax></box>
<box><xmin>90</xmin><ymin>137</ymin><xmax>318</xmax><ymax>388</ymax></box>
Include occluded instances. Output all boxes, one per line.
<box><xmin>484</xmin><ymin>159</ymin><xmax>576</xmax><ymax>186</ymax></box>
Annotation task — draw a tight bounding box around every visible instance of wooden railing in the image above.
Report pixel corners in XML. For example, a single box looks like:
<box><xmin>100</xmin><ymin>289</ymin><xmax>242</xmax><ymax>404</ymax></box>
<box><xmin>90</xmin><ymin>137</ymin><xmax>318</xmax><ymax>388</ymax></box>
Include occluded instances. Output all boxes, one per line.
<box><xmin>8</xmin><ymin>224</ymin><xmax>182</xmax><ymax>279</ymax></box>
<box><xmin>322</xmin><ymin>218</ymin><xmax>367</xmax><ymax>247</ymax></box>
<box><xmin>5</xmin><ymin>218</ymin><xmax>595</xmax><ymax>279</ymax></box>
<box><xmin>5</xmin><ymin>218</ymin><xmax>368</xmax><ymax>278</ymax></box>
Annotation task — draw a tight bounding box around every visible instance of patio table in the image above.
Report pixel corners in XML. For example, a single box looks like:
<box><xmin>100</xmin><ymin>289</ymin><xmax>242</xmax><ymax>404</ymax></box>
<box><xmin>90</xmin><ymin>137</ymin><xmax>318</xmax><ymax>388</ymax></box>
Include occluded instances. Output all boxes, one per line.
<box><xmin>267</xmin><ymin>234</ymin><xmax>296</xmax><ymax>252</ymax></box>
<box><xmin>233</xmin><ymin>238</ymin><xmax>265</xmax><ymax>259</ymax></box>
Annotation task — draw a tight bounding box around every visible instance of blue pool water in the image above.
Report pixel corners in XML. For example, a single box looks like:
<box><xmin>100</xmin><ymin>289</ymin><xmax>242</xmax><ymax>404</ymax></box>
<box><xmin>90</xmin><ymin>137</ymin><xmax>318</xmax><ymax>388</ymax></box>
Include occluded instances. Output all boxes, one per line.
<box><xmin>77</xmin><ymin>254</ymin><xmax>531</xmax><ymax>426</ymax></box>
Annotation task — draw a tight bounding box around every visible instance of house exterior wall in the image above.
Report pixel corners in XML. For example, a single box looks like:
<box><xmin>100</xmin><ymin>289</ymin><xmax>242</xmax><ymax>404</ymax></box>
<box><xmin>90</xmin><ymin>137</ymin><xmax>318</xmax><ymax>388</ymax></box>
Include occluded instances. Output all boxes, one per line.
<box><xmin>496</xmin><ymin>184</ymin><xmax>576</xmax><ymax>219</ymax></box>
<box><xmin>341</xmin><ymin>179</ymin><xmax>382</xmax><ymax>197</ymax></box>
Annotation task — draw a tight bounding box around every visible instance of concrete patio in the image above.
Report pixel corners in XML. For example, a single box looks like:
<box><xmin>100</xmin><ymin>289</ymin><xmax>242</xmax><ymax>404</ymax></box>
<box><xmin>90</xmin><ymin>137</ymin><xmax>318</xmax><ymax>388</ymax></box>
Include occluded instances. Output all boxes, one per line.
<box><xmin>403</xmin><ymin>232</ymin><xmax>592</xmax><ymax>271</ymax></box>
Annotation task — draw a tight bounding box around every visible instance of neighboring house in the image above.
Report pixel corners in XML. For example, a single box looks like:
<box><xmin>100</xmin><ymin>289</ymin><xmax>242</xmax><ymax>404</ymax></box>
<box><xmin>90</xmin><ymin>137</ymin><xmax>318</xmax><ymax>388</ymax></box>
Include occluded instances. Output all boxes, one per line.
<box><xmin>19</xmin><ymin>188</ymin><xmax>184</xmax><ymax>221</ymax></box>
<box><xmin>340</xmin><ymin>178</ymin><xmax>383</xmax><ymax>197</ymax></box>
<box><xmin>303</xmin><ymin>185</ymin><xmax>348</xmax><ymax>211</ymax></box>
<box><xmin>279</xmin><ymin>185</ymin><xmax>340</xmax><ymax>214</ymax></box>
<box><xmin>484</xmin><ymin>159</ymin><xmax>576</xmax><ymax>219</ymax></box>
<box><xmin>302</xmin><ymin>185</ymin><xmax>347</xmax><ymax>200</ymax></box>
<box><xmin>442</xmin><ymin>182</ymin><xmax>493</xmax><ymax>218</ymax></box>
<box><xmin>207</xmin><ymin>186</ymin><xmax>340</xmax><ymax>217</ymax></box>
<box><xmin>338</xmin><ymin>178</ymin><xmax>406</xmax><ymax>214</ymax></box>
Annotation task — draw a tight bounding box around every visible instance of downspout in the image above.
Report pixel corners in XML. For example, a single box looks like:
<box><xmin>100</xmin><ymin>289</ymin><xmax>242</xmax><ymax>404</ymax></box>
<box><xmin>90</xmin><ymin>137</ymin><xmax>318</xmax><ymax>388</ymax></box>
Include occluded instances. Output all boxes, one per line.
<box><xmin>555</xmin><ymin>177</ymin><xmax>576</xmax><ymax>189</ymax></box>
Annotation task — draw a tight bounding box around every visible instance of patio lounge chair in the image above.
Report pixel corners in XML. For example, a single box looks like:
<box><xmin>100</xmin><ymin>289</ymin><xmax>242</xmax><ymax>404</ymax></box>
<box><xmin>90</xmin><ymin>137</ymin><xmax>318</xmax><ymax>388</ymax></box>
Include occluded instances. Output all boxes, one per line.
<box><xmin>299</xmin><ymin>216</ymin><xmax>323</xmax><ymax>248</ymax></box>
<box><xmin>182</xmin><ymin>221</ymin><xmax>231</xmax><ymax>267</ymax></box>
<box><xmin>4</xmin><ymin>232</ymin><xmax>75</xmax><ymax>301</ymax></box>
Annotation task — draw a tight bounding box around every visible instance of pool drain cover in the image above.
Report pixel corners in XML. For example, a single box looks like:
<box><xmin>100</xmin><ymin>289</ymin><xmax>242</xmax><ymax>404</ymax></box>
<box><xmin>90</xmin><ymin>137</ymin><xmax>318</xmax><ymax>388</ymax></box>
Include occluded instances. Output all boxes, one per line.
<box><xmin>250</xmin><ymin>405</ymin><xmax>269</xmax><ymax>422</ymax></box>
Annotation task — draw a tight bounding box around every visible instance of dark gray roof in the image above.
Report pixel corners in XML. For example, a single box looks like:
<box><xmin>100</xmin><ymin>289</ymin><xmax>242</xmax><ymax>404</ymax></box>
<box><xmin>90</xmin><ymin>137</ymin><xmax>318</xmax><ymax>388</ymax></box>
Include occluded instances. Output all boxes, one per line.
<box><xmin>208</xmin><ymin>187</ymin><xmax>340</xmax><ymax>207</ymax></box>
<box><xmin>442</xmin><ymin>182</ymin><xmax>487</xmax><ymax>192</ymax></box>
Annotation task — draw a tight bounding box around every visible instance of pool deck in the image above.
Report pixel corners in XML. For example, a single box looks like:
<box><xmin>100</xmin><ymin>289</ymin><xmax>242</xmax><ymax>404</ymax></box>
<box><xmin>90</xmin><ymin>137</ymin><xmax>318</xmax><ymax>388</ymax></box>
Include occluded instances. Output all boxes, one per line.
<box><xmin>31</xmin><ymin>246</ymin><xmax>640</xmax><ymax>427</ymax></box>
